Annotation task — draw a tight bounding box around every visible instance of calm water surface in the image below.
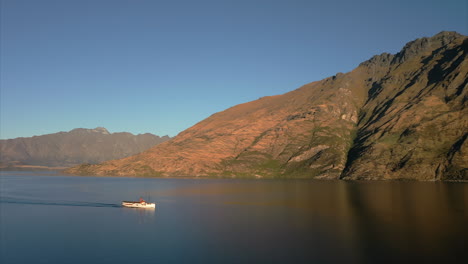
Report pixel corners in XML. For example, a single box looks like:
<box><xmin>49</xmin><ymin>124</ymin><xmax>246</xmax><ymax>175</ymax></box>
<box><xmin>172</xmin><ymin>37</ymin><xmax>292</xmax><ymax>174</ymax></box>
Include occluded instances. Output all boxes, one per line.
<box><xmin>1</xmin><ymin>171</ymin><xmax>467</xmax><ymax>264</ymax></box>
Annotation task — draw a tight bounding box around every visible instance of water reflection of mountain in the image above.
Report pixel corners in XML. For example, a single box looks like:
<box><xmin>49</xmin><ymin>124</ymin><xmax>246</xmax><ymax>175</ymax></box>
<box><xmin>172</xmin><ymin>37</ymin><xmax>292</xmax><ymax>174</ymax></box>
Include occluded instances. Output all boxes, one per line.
<box><xmin>158</xmin><ymin>180</ymin><xmax>467</xmax><ymax>263</ymax></box>
<box><xmin>339</xmin><ymin>182</ymin><xmax>467</xmax><ymax>263</ymax></box>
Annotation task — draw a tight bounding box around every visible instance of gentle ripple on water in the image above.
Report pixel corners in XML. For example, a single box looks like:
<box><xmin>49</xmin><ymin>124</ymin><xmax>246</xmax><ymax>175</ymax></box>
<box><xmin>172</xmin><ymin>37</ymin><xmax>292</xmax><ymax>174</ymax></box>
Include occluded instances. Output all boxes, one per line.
<box><xmin>0</xmin><ymin>171</ymin><xmax>467</xmax><ymax>264</ymax></box>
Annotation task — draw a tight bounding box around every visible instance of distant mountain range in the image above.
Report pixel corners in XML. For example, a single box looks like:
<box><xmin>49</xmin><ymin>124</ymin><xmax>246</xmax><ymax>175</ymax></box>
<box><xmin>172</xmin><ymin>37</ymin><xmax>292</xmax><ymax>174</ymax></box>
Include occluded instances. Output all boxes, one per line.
<box><xmin>68</xmin><ymin>31</ymin><xmax>467</xmax><ymax>180</ymax></box>
<box><xmin>0</xmin><ymin>127</ymin><xmax>170</xmax><ymax>169</ymax></box>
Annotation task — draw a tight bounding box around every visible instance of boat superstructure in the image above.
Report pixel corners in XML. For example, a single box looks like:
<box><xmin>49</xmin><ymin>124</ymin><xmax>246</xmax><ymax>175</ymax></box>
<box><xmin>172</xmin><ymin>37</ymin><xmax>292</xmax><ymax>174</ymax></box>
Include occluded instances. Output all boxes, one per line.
<box><xmin>122</xmin><ymin>198</ymin><xmax>155</xmax><ymax>208</ymax></box>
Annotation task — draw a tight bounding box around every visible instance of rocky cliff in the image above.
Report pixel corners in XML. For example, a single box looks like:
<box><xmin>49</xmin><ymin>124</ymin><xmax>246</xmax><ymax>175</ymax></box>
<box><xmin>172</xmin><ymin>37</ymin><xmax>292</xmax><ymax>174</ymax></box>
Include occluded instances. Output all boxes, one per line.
<box><xmin>66</xmin><ymin>32</ymin><xmax>467</xmax><ymax>180</ymax></box>
<box><xmin>0</xmin><ymin>127</ymin><xmax>170</xmax><ymax>168</ymax></box>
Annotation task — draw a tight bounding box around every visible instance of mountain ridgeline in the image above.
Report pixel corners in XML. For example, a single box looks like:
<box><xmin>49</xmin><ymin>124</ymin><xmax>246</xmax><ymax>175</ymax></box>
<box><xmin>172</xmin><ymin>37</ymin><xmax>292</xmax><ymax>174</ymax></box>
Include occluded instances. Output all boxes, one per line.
<box><xmin>67</xmin><ymin>32</ymin><xmax>468</xmax><ymax>180</ymax></box>
<box><xmin>0</xmin><ymin>128</ymin><xmax>170</xmax><ymax>169</ymax></box>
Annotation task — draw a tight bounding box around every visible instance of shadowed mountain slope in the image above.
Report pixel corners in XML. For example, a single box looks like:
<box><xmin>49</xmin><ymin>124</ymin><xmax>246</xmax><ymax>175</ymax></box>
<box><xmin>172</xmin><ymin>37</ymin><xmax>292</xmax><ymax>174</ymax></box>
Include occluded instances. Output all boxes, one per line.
<box><xmin>67</xmin><ymin>32</ymin><xmax>467</xmax><ymax>180</ymax></box>
<box><xmin>0</xmin><ymin>127</ymin><xmax>170</xmax><ymax>168</ymax></box>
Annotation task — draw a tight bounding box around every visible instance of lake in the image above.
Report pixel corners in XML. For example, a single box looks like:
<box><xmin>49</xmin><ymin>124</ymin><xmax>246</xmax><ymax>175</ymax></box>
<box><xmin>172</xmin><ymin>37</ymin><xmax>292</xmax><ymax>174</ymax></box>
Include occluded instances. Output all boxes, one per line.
<box><xmin>1</xmin><ymin>171</ymin><xmax>467</xmax><ymax>264</ymax></box>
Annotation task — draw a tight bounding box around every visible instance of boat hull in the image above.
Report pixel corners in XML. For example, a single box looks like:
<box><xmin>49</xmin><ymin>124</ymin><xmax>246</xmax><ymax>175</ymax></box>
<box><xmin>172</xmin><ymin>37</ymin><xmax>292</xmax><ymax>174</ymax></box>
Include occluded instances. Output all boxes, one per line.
<box><xmin>121</xmin><ymin>201</ymin><xmax>156</xmax><ymax>208</ymax></box>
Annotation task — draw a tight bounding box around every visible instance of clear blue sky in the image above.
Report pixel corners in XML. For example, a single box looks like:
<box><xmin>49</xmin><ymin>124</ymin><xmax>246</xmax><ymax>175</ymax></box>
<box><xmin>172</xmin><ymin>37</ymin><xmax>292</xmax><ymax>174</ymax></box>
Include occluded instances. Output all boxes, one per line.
<box><xmin>1</xmin><ymin>0</ymin><xmax>467</xmax><ymax>139</ymax></box>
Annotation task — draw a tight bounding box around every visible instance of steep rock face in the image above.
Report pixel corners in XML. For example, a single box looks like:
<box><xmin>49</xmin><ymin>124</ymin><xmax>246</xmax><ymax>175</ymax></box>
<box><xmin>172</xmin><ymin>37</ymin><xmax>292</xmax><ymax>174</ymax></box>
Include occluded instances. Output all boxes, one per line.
<box><xmin>0</xmin><ymin>128</ymin><xmax>170</xmax><ymax>168</ymax></box>
<box><xmin>341</xmin><ymin>32</ymin><xmax>467</xmax><ymax>180</ymax></box>
<box><xmin>67</xmin><ymin>32</ymin><xmax>467</xmax><ymax>180</ymax></box>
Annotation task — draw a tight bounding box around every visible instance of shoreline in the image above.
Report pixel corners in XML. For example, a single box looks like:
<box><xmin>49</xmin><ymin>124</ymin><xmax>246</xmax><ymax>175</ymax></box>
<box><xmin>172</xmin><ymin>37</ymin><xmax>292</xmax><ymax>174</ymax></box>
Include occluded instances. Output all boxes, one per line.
<box><xmin>2</xmin><ymin>169</ymin><xmax>467</xmax><ymax>183</ymax></box>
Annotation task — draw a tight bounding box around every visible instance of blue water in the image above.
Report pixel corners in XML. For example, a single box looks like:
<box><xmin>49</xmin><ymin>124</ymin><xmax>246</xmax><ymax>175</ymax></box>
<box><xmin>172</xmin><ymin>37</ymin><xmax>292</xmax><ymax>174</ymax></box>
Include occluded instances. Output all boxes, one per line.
<box><xmin>1</xmin><ymin>171</ymin><xmax>467</xmax><ymax>264</ymax></box>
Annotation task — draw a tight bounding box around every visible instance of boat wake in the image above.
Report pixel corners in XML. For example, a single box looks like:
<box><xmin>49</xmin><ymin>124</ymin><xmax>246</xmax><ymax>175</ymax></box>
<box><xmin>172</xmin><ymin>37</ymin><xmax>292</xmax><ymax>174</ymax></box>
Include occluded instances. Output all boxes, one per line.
<box><xmin>0</xmin><ymin>196</ymin><xmax>121</xmax><ymax>208</ymax></box>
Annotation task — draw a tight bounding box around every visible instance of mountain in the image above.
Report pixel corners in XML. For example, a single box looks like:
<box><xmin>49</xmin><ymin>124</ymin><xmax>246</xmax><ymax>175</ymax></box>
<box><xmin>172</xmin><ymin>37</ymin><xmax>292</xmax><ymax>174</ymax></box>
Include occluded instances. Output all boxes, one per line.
<box><xmin>66</xmin><ymin>32</ymin><xmax>467</xmax><ymax>180</ymax></box>
<box><xmin>0</xmin><ymin>127</ymin><xmax>170</xmax><ymax>169</ymax></box>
